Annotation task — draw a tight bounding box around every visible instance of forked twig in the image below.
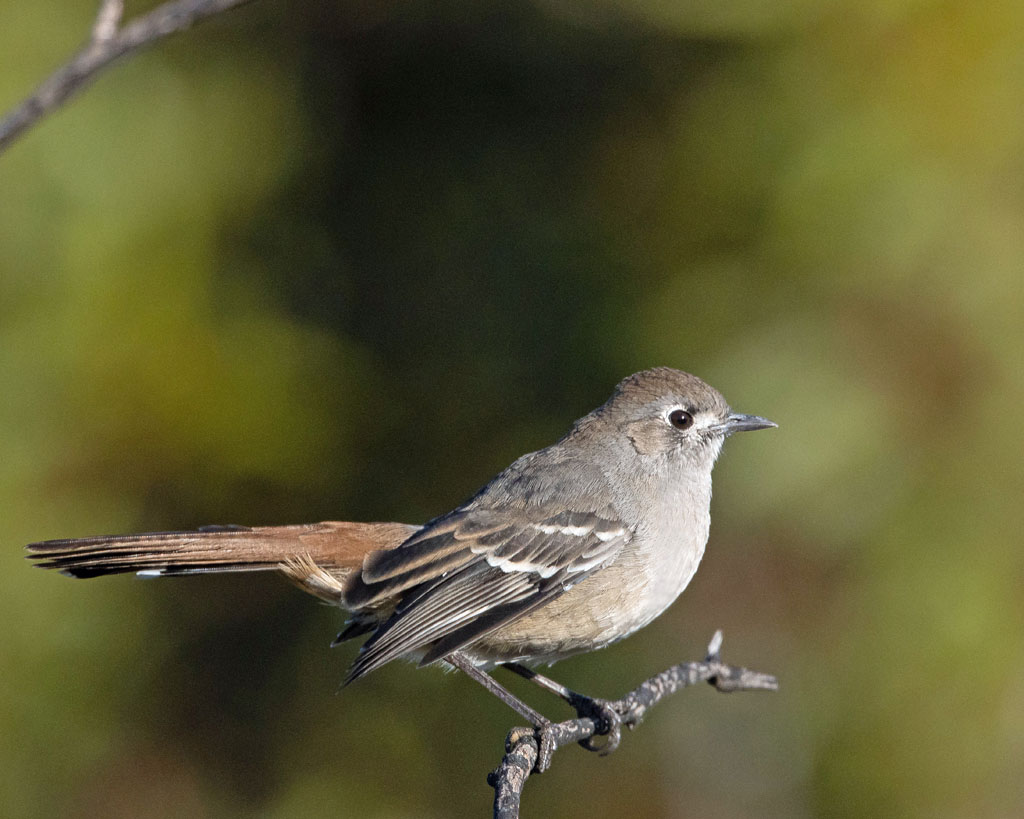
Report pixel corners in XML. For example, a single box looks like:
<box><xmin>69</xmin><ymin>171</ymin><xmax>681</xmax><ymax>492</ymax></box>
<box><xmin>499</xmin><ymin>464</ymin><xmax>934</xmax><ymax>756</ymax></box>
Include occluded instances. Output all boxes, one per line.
<box><xmin>0</xmin><ymin>0</ymin><xmax>256</xmax><ymax>155</ymax></box>
<box><xmin>488</xmin><ymin>631</ymin><xmax>777</xmax><ymax>819</ymax></box>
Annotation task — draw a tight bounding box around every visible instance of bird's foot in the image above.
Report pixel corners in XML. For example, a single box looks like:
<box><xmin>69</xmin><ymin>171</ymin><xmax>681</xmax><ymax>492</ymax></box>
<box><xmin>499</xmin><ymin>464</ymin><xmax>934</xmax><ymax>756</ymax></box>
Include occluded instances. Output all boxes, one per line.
<box><xmin>508</xmin><ymin>723</ymin><xmax>557</xmax><ymax>773</ymax></box>
<box><xmin>570</xmin><ymin>695</ymin><xmax>627</xmax><ymax>755</ymax></box>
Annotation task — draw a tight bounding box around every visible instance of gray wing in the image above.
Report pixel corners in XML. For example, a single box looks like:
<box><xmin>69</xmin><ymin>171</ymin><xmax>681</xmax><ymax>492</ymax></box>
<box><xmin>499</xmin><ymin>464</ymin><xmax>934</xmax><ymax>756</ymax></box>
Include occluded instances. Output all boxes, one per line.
<box><xmin>343</xmin><ymin>507</ymin><xmax>631</xmax><ymax>681</ymax></box>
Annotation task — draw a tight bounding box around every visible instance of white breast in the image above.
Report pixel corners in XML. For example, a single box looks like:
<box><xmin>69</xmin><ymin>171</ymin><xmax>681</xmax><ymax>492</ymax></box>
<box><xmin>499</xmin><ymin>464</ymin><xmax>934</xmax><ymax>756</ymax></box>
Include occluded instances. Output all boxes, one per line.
<box><xmin>570</xmin><ymin>471</ymin><xmax>714</xmax><ymax>649</ymax></box>
<box><xmin>635</xmin><ymin>497</ymin><xmax>711</xmax><ymax>629</ymax></box>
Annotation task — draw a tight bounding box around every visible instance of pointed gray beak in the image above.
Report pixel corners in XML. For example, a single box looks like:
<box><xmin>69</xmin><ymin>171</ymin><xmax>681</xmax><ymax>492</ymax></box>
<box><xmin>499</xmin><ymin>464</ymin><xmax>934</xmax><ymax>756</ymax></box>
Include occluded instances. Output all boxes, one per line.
<box><xmin>719</xmin><ymin>413</ymin><xmax>777</xmax><ymax>436</ymax></box>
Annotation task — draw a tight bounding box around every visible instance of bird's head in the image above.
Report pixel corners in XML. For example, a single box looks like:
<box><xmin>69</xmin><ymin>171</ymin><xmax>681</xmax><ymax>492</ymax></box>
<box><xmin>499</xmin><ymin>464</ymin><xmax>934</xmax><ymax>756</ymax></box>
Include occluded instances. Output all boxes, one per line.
<box><xmin>599</xmin><ymin>367</ymin><xmax>776</xmax><ymax>474</ymax></box>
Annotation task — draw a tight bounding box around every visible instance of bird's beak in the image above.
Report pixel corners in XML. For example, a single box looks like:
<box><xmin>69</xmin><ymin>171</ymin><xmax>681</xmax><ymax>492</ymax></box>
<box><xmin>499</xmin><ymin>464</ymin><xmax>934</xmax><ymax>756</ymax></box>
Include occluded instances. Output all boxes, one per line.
<box><xmin>718</xmin><ymin>413</ymin><xmax>777</xmax><ymax>436</ymax></box>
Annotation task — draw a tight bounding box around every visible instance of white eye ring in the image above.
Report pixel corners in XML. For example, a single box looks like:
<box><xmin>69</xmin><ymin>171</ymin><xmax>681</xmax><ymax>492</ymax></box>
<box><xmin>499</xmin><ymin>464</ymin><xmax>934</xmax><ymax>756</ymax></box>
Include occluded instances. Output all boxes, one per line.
<box><xmin>667</xmin><ymin>408</ymin><xmax>694</xmax><ymax>430</ymax></box>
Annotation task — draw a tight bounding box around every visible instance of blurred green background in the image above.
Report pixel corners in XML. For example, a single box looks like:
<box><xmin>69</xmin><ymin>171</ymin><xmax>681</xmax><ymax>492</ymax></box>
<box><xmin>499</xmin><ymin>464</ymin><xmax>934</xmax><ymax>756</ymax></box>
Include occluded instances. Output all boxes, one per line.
<box><xmin>2</xmin><ymin>1</ymin><xmax>1022</xmax><ymax>817</ymax></box>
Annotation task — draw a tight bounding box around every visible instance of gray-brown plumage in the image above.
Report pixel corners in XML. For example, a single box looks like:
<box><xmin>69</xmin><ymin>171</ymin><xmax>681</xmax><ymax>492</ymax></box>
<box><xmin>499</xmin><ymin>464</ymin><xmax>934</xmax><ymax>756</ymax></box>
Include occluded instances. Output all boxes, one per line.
<box><xmin>26</xmin><ymin>368</ymin><xmax>775</xmax><ymax>690</ymax></box>
<box><xmin>27</xmin><ymin>521</ymin><xmax>417</xmax><ymax>600</ymax></box>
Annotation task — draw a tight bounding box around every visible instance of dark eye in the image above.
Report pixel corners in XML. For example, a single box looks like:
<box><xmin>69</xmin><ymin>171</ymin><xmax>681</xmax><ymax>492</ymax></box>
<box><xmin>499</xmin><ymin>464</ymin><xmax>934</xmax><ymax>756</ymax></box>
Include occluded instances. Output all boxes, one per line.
<box><xmin>668</xmin><ymin>409</ymin><xmax>694</xmax><ymax>430</ymax></box>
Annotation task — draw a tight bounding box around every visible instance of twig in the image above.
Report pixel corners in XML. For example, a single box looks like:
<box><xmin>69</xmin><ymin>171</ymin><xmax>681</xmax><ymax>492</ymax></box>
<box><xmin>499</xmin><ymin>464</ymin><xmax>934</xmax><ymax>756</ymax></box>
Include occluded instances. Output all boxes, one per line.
<box><xmin>0</xmin><ymin>0</ymin><xmax>257</xmax><ymax>156</ymax></box>
<box><xmin>488</xmin><ymin>631</ymin><xmax>777</xmax><ymax>819</ymax></box>
<box><xmin>92</xmin><ymin>0</ymin><xmax>125</xmax><ymax>43</ymax></box>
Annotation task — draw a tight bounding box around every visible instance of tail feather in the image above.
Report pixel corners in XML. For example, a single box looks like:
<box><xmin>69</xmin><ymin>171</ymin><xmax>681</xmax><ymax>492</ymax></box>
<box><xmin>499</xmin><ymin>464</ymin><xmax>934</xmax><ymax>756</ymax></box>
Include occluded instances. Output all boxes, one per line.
<box><xmin>25</xmin><ymin>521</ymin><xmax>419</xmax><ymax>585</ymax></box>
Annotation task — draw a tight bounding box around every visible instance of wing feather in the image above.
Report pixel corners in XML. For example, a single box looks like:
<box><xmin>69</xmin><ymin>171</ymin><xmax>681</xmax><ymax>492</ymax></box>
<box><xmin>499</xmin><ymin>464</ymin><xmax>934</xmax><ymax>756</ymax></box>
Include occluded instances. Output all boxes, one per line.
<box><xmin>343</xmin><ymin>507</ymin><xmax>631</xmax><ymax>681</ymax></box>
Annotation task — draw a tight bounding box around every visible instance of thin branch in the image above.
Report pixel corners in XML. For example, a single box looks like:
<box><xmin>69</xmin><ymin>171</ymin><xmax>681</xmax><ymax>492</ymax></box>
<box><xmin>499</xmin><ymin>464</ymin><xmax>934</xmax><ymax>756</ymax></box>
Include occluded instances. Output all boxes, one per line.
<box><xmin>488</xmin><ymin>631</ymin><xmax>778</xmax><ymax>819</ymax></box>
<box><xmin>92</xmin><ymin>0</ymin><xmax>125</xmax><ymax>43</ymax></box>
<box><xmin>0</xmin><ymin>0</ymin><xmax>257</xmax><ymax>156</ymax></box>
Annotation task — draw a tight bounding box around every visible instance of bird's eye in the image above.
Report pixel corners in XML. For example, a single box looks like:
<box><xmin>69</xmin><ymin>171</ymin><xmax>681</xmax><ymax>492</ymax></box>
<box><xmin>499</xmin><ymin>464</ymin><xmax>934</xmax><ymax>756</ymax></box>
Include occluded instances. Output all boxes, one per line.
<box><xmin>668</xmin><ymin>409</ymin><xmax>694</xmax><ymax>430</ymax></box>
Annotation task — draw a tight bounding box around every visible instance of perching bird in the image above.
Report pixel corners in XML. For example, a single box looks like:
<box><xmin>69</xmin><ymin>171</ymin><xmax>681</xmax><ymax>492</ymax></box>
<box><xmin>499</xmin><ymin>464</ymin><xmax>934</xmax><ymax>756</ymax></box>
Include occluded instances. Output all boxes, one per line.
<box><xmin>27</xmin><ymin>367</ymin><xmax>775</xmax><ymax>730</ymax></box>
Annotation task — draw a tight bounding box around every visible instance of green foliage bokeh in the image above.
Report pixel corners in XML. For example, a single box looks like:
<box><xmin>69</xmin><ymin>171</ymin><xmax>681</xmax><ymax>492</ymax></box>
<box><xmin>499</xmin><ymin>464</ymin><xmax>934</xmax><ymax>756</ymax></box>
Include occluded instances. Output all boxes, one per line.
<box><xmin>2</xmin><ymin>1</ymin><xmax>1022</xmax><ymax>817</ymax></box>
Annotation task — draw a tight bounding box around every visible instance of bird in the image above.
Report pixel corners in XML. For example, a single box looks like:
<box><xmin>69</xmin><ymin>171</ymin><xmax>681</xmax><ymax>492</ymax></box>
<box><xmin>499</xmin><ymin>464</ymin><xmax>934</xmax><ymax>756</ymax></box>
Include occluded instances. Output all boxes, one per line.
<box><xmin>26</xmin><ymin>367</ymin><xmax>775</xmax><ymax>736</ymax></box>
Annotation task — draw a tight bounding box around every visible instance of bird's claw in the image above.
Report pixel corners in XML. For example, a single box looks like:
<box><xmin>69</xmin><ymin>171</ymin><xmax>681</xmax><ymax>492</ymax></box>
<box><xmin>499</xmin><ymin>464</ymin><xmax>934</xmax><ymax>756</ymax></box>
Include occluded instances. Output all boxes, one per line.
<box><xmin>508</xmin><ymin>723</ymin><xmax>557</xmax><ymax>773</ymax></box>
<box><xmin>533</xmin><ymin>723</ymin><xmax>557</xmax><ymax>772</ymax></box>
<box><xmin>507</xmin><ymin>696</ymin><xmax>637</xmax><ymax>772</ymax></box>
<box><xmin>573</xmin><ymin>697</ymin><xmax>624</xmax><ymax>755</ymax></box>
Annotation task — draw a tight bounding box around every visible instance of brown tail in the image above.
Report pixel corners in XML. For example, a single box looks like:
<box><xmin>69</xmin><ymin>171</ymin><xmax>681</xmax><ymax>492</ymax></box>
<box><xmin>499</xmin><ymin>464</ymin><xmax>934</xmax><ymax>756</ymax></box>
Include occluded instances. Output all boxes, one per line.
<box><xmin>26</xmin><ymin>521</ymin><xmax>419</xmax><ymax>602</ymax></box>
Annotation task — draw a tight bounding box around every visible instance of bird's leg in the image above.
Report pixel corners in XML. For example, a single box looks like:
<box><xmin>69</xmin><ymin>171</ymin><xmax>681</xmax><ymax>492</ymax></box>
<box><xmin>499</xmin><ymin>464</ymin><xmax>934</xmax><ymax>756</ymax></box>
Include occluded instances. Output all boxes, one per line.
<box><xmin>502</xmin><ymin>663</ymin><xmax>576</xmax><ymax>700</ymax></box>
<box><xmin>445</xmin><ymin>652</ymin><xmax>558</xmax><ymax>771</ymax></box>
<box><xmin>447</xmin><ymin>652</ymin><xmax>549</xmax><ymax>725</ymax></box>
<box><xmin>502</xmin><ymin>663</ymin><xmax>626</xmax><ymax>755</ymax></box>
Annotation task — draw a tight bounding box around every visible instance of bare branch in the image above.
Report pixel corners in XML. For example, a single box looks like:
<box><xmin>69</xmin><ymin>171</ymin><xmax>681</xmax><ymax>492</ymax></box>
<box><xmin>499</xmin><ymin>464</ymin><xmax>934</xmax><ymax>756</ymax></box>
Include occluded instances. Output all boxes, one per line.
<box><xmin>0</xmin><ymin>0</ymin><xmax>257</xmax><ymax>156</ymax></box>
<box><xmin>92</xmin><ymin>0</ymin><xmax>125</xmax><ymax>43</ymax></box>
<box><xmin>488</xmin><ymin>632</ymin><xmax>778</xmax><ymax>819</ymax></box>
